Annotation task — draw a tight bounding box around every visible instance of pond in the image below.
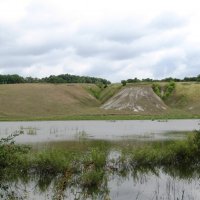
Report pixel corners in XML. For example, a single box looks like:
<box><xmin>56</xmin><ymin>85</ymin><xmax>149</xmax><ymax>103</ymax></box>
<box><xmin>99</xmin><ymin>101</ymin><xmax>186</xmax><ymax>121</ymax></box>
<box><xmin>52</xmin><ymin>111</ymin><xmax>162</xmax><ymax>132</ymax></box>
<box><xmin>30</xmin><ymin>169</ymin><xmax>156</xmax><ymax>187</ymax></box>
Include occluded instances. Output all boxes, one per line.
<box><xmin>0</xmin><ymin>119</ymin><xmax>200</xmax><ymax>200</ymax></box>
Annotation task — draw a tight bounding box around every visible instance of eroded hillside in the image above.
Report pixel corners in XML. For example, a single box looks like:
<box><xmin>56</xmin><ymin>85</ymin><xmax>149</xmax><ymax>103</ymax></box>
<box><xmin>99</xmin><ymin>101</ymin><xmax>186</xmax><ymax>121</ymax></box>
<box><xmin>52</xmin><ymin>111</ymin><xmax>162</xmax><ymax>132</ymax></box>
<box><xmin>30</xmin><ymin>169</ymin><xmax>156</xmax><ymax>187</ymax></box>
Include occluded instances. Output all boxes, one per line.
<box><xmin>101</xmin><ymin>86</ymin><xmax>167</xmax><ymax>114</ymax></box>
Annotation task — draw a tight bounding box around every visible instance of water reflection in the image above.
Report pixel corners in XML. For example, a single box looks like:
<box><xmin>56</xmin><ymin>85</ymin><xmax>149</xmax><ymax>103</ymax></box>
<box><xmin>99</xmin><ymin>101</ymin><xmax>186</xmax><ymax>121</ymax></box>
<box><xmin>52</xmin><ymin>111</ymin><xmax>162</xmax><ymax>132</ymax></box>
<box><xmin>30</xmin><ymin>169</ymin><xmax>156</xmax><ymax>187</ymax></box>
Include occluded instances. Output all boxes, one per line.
<box><xmin>1</xmin><ymin>156</ymin><xmax>200</xmax><ymax>199</ymax></box>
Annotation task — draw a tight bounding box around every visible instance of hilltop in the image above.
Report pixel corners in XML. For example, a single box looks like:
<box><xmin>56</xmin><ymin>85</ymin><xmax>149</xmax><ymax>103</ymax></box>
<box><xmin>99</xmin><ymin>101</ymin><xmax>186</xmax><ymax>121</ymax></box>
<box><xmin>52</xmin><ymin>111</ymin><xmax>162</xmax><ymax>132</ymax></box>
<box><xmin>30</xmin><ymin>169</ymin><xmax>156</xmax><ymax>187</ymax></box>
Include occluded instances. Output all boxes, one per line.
<box><xmin>0</xmin><ymin>82</ymin><xmax>199</xmax><ymax>120</ymax></box>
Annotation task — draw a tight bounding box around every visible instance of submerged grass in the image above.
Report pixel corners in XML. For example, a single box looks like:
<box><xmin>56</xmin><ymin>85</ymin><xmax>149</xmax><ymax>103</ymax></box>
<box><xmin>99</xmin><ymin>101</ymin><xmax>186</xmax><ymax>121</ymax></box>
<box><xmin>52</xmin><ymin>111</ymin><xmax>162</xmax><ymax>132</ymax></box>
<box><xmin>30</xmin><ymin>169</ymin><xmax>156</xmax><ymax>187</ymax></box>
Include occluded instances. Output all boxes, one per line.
<box><xmin>121</xmin><ymin>130</ymin><xmax>200</xmax><ymax>168</ymax></box>
<box><xmin>1</xmin><ymin>131</ymin><xmax>200</xmax><ymax>199</ymax></box>
<box><xmin>1</xmin><ymin>131</ymin><xmax>200</xmax><ymax>172</ymax></box>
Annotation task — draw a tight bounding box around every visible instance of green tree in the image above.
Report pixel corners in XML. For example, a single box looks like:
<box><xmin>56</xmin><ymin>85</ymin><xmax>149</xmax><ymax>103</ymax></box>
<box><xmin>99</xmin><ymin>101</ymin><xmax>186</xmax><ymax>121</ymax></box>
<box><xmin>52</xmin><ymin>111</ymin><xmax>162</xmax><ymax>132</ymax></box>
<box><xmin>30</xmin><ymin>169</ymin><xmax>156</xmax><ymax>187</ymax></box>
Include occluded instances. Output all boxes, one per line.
<box><xmin>121</xmin><ymin>80</ymin><xmax>127</xmax><ymax>86</ymax></box>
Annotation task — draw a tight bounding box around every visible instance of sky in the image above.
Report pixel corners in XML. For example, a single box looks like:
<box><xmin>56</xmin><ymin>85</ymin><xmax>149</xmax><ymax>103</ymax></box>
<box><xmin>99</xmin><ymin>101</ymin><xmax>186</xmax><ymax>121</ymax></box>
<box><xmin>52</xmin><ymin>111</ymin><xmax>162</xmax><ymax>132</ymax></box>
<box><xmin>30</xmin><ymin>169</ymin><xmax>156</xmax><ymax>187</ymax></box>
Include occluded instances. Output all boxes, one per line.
<box><xmin>0</xmin><ymin>0</ymin><xmax>200</xmax><ymax>82</ymax></box>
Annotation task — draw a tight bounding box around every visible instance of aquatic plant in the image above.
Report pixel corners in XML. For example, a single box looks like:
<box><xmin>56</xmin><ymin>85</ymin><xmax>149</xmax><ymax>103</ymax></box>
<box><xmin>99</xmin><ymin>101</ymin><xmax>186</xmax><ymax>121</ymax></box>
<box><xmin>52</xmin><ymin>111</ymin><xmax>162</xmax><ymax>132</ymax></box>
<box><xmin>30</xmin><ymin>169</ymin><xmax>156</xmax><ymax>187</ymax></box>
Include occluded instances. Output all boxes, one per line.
<box><xmin>1</xmin><ymin>131</ymin><xmax>200</xmax><ymax>199</ymax></box>
<box><xmin>127</xmin><ymin>130</ymin><xmax>200</xmax><ymax>167</ymax></box>
<box><xmin>0</xmin><ymin>132</ymin><xmax>30</xmax><ymax>168</ymax></box>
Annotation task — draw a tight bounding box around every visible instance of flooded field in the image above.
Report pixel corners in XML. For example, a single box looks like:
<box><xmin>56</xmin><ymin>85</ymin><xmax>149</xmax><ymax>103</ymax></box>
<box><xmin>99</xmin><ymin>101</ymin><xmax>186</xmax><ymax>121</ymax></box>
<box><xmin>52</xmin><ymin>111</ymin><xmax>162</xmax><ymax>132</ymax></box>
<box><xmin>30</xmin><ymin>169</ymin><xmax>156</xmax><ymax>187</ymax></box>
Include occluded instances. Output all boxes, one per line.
<box><xmin>0</xmin><ymin>119</ymin><xmax>199</xmax><ymax>143</ymax></box>
<box><xmin>0</xmin><ymin>120</ymin><xmax>200</xmax><ymax>199</ymax></box>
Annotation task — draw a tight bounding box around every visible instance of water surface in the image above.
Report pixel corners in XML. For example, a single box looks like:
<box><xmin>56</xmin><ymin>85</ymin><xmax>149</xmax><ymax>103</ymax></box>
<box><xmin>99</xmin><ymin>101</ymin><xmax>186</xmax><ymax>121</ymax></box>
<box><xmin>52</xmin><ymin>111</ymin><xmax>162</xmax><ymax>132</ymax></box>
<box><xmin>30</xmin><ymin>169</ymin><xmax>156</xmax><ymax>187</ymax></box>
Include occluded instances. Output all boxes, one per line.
<box><xmin>1</xmin><ymin>119</ymin><xmax>200</xmax><ymax>199</ymax></box>
<box><xmin>0</xmin><ymin>119</ymin><xmax>199</xmax><ymax>143</ymax></box>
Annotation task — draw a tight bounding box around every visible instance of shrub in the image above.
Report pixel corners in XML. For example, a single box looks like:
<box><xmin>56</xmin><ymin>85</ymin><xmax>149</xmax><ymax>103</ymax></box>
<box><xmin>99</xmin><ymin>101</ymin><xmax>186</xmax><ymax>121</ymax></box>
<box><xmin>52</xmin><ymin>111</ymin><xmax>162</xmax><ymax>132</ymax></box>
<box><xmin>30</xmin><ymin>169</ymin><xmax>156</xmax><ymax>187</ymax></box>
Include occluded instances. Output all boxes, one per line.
<box><xmin>121</xmin><ymin>80</ymin><xmax>127</xmax><ymax>86</ymax></box>
<box><xmin>152</xmin><ymin>81</ymin><xmax>176</xmax><ymax>100</ymax></box>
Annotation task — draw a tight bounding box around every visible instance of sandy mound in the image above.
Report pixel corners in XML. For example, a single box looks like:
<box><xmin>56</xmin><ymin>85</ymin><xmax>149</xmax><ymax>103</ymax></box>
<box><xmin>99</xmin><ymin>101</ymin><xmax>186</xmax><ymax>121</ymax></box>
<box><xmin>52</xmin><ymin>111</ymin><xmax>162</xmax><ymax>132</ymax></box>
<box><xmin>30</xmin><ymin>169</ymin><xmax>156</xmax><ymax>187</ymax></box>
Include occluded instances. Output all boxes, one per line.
<box><xmin>101</xmin><ymin>86</ymin><xmax>167</xmax><ymax>113</ymax></box>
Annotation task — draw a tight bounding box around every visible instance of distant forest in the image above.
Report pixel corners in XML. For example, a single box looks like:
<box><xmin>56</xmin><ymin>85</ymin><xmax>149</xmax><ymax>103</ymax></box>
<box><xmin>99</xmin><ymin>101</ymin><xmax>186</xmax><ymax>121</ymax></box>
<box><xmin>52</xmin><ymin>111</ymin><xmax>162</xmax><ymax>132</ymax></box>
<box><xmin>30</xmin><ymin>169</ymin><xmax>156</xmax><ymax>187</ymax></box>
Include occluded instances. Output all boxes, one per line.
<box><xmin>0</xmin><ymin>74</ymin><xmax>111</xmax><ymax>85</ymax></box>
<box><xmin>122</xmin><ymin>74</ymin><xmax>200</xmax><ymax>83</ymax></box>
<box><xmin>0</xmin><ymin>73</ymin><xmax>200</xmax><ymax>85</ymax></box>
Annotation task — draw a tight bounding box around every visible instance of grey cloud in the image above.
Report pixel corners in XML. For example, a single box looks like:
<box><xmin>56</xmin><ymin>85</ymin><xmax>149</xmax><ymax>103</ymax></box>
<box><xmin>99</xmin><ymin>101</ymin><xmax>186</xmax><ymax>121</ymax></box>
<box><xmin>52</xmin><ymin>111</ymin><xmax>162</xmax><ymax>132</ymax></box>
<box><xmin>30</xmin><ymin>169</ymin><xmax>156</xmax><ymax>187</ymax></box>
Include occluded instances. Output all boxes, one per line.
<box><xmin>73</xmin><ymin>36</ymin><xmax>138</xmax><ymax>60</ymax></box>
<box><xmin>153</xmin><ymin>61</ymin><xmax>181</xmax><ymax>78</ymax></box>
<box><xmin>0</xmin><ymin>46</ymin><xmax>75</xmax><ymax>70</ymax></box>
<box><xmin>149</xmin><ymin>46</ymin><xmax>200</xmax><ymax>79</ymax></box>
<box><xmin>185</xmin><ymin>49</ymin><xmax>200</xmax><ymax>76</ymax></box>
<box><xmin>0</xmin><ymin>27</ymin><xmax>71</xmax><ymax>57</ymax></box>
<box><xmin>150</xmin><ymin>12</ymin><xmax>186</xmax><ymax>30</ymax></box>
<box><xmin>79</xmin><ymin>20</ymin><xmax>145</xmax><ymax>44</ymax></box>
<box><xmin>73</xmin><ymin>29</ymin><xmax>184</xmax><ymax>61</ymax></box>
<box><xmin>97</xmin><ymin>21</ymin><xmax>144</xmax><ymax>44</ymax></box>
<box><xmin>0</xmin><ymin>25</ymin><xmax>18</xmax><ymax>46</ymax></box>
<box><xmin>71</xmin><ymin>15</ymin><xmax>185</xmax><ymax>61</ymax></box>
<box><xmin>0</xmin><ymin>3</ymin><xmax>198</xmax><ymax>82</ymax></box>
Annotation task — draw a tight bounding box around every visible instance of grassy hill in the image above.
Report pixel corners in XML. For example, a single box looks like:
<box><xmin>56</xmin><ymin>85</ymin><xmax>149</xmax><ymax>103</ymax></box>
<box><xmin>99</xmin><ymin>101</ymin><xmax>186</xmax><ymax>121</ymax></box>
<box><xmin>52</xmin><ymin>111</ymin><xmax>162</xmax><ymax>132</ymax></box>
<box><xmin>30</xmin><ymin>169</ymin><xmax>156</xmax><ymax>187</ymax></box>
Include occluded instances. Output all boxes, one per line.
<box><xmin>0</xmin><ymin>84</ymin><xmax>102</xmax><ymax>119</ymax></box>
<box><xmin>165</xmin><ymin>82</ymin><xmax>200</xmax><ymax>115</ymax></box>
<box><xmin>0</xmin><ymin>82</ymin><xmax>199</xmax><ymax>120</ymax></box>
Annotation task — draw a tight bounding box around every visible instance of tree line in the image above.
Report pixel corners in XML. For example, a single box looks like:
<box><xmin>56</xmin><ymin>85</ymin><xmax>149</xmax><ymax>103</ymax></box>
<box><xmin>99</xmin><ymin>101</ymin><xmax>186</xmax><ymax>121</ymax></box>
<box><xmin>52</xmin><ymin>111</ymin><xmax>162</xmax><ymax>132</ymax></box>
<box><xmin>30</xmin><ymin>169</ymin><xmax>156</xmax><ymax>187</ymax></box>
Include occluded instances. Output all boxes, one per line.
<box><xmin>0</xmin><ymin>74</ymin><xmax>111</xmax><ymax>85</ymax></box>
<box><xmin>121</xmin><ymin>74</ymin><xmax>200</xmax><ymax>85</ymax></box>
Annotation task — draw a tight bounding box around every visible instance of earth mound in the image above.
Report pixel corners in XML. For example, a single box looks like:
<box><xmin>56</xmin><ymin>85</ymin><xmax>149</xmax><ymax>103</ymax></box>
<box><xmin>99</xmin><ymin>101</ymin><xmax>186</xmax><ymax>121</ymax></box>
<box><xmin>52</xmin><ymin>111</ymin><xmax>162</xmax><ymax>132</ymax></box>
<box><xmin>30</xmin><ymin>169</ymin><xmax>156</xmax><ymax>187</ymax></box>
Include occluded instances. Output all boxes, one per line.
<box><xmin>101</xmin><ymin>86</ymin><xmax>167</xmax><ymax>113</ymax></box>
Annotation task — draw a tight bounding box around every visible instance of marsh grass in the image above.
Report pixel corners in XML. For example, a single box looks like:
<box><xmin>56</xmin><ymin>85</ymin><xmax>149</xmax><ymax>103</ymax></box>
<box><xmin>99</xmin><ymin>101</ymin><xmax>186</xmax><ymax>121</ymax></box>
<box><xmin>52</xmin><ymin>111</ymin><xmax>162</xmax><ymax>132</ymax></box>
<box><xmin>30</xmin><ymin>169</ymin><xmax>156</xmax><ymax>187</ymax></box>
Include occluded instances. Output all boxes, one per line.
<box><xmin>1</xmin><ymin>131</ymin><xmax>200</xmax><ymax>199</ymax></box>
<box><xmin>124</xmin><ymin>131</ymin><xmax>200</xmax><ymax>168</ymax></box>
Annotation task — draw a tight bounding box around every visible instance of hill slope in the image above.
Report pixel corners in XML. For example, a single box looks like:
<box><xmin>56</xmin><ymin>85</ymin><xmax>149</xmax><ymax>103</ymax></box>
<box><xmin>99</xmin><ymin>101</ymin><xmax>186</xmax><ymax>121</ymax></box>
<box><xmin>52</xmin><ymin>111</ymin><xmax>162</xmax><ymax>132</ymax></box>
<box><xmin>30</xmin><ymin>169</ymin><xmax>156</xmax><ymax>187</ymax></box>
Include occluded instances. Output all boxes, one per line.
<box><xmin>101</xmin><ymin>86</ymin><xmax>167</xmax><ymax>114</ymax></box>
<box><xmin>0</xmin><ymin>84</ymin><xmax>101</xmax><ymax>119</ymax></box>
<box><xmin>0</xmin><ymin>83</ymin><xmax>199</xmax><ymax>120</ymax></box>
<box><xmin>165</xmin><ymin>82</ymin><xmax>200</xmax><ymax>115</ymax></box>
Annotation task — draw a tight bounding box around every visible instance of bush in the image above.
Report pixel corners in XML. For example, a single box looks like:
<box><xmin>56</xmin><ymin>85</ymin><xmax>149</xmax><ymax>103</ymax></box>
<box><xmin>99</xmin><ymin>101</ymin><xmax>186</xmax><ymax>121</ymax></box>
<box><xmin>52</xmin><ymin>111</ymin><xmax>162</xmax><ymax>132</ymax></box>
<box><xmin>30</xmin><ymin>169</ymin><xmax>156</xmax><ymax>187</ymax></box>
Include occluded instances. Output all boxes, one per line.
<box><xmin>152</xmin><ymin>81</ymin><xmax>176</xmax><ymax>100</ymax></box>
<box><xmin>121</xmin><ymin>80</ymin><xmax>127</xmax><ymax>86</ymax></box>
<box><xmin>0</xmin><ymin>133</ymin><xmax>30</xmax><ymax>168</ymax></box>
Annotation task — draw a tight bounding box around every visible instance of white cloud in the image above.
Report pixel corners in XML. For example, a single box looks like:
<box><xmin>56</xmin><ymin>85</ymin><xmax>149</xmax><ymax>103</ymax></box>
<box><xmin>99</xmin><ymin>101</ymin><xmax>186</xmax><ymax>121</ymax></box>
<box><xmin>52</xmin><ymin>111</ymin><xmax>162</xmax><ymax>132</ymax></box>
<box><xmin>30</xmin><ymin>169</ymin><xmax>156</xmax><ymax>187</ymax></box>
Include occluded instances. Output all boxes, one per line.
<box><xmin>0</xmin><ymin>0</ymin><xmax>200</xmax><ymax>82</ymax></box>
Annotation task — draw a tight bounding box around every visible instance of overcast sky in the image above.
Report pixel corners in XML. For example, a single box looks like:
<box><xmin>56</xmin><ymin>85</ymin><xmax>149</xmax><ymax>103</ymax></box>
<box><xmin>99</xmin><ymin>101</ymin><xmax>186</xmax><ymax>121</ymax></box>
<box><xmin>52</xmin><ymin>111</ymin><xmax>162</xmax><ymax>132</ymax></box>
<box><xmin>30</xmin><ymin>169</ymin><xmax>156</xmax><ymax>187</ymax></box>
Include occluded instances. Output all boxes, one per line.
<box><xmin>0</xmin><ymin>0</ymin><xmax>200</xmax><ymax>82</ymax></box>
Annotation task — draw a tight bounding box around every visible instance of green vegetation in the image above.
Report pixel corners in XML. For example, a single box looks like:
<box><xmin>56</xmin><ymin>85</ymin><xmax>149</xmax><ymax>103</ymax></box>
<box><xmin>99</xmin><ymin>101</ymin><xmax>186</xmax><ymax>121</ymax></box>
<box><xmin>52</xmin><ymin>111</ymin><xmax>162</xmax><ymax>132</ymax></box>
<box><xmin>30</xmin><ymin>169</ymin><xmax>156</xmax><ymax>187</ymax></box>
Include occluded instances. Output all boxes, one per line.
<box><xmin>0</xmin><ymin>74</ymin><xmax>110</xmax><ymax>85</ymax></box>
<box><xmin>86</xmin><ymin>83</ymin><xmax>122</xmax><ymax>103</ymax></box>
<box><xmin>152</xmin><ymin>81</ymin><xmax>176</xmax><ymax>100</ymax></box>
<box><xmin>165</xmin><ymin>82</ymin><xmax>200</xmax><ymax>115</ymax></box>
<box><xmin>122</xmin><ymin>74</ymin><xmax>200</xmax><ymax>83</ymax></box>
<box><xmin>1</xmin><ymin>73</ymin><xmax>200</xmax><ymax>85</ymax></box>
<box><xmin>1</xmin><ymin>131</ymin><xmax>200</xmax><ymax>176</ymax></box>
<box><xmin>0</xmin><ymin>113</ymin><xmax>200</xmax><ymax>121</ymax></box>
<box><xmin>1</xmin><ymin>131</ymin><xmax>200</xmax><ymax>199</ymax></box>
<box><xmin>121</xmin><ymin>80</ymin><xmax>127</xmax><ymax>86</ymax></box>
<box><xmin>122</xmin><ymin>130</ymin><xmax>200</xmax><ymax>168</ymax></box>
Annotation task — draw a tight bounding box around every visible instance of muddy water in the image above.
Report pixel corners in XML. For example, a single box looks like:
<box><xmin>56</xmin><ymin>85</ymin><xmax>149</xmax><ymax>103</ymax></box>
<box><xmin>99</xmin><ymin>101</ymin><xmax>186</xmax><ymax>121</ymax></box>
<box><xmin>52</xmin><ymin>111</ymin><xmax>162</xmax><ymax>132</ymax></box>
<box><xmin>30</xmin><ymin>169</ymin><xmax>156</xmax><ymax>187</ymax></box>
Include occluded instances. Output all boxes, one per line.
<box><xmin>108</xmin><ymin>171</ymin><xmax>200</xmax><ymax>200</ymax></box>
<box><xmin>2</xmin><ymin>168</ymin><xmax>200</xmax><ymax>200</ymax></box>
<box><xmin>0</xmin><ymin>119</ymin><xmax>199</xmax><ymax>143</ymax></box>
<box><xmin>1</xmin><ymin>119</ymin><xmax>200</xmax><ymax>199</ymax></box>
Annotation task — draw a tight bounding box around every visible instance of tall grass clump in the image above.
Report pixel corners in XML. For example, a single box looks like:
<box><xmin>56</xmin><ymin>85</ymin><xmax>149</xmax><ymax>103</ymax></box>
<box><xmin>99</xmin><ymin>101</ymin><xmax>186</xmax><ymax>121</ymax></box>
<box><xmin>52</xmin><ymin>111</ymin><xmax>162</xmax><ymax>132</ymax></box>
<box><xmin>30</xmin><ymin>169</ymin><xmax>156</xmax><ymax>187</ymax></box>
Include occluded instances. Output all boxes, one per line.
<box><xmin>0</xmin><ymin>133</ymin><xmax>30</xmax><ymax>169</ymax></box>
<box><xmin>32</xmin><ymin>150</ymin><xmax>81</xmax><ymax>175</ymax></box>
<box><xmin>129</xmin><ymin>130</ymin><xmax>200</xmax><ymax>168</ymax></box>
<box><xmin>80</xmin><ymin>147</ymin><xmax>108</xmax><ymax>187</ymax></box>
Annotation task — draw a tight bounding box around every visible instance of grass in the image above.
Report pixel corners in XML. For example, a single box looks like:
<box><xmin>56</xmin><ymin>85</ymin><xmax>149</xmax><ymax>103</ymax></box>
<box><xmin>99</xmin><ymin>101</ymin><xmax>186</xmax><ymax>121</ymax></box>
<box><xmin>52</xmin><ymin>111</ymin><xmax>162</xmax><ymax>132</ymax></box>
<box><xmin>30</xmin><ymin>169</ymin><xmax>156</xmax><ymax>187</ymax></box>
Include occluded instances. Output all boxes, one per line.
<box><xmin>165</xmin><ymin>82</ymin><xmax>200</xmax><ymax>114</ymax></box>
<box><xmin>0</xmin><ymin>113</ymin><xmax>199</xmax><ymax>121</ymax></box>
<box><xmin>0</xmin><ymin>83</ymin><xmax>101</xmax><ymax>118</ymax></box>
<box><xmin>85</xmin><ymin>83</ymin><xmax>122</xmax><ymax>103</ymax></box>
<box><xmin>0</xmin><ymin>82</ymin><xmax>200</xmax><ymax>121</ymax></box>
<box><xmin>120</xmin><ymin>131</ymin><xmax>200</xmax><ymax>168</ymax></box>
<box><xmin>1</xmin><ymin>131</ymin><xmax>200</xmax><ymax>172</ymax></box>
